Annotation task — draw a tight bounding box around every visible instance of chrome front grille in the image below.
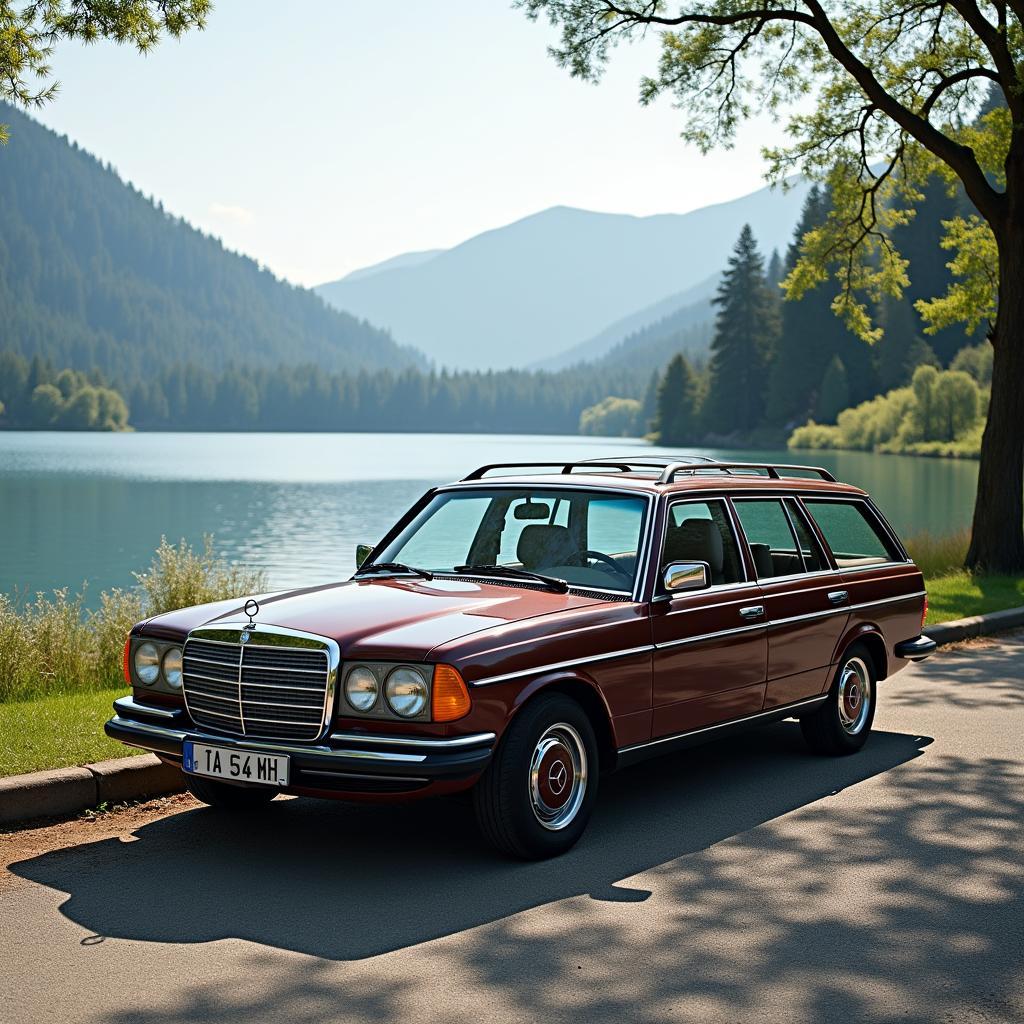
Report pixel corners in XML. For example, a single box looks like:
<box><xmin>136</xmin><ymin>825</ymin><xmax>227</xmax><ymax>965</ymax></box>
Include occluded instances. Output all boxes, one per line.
<box><xmin>182</xmin><ymin>631</ymin><xmax>332</xmax><ymax>741</ymax></box>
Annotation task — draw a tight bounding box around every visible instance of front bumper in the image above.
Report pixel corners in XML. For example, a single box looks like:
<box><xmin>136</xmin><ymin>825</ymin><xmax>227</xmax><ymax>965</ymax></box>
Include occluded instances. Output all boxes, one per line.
<box><xmin>894</xmin><ymin>635</ymin><xmax>938</xmax><ymax>662</ymax></box>
<box><xmin>105</xmin><ymin>696</ymin><xmax>495</xmax><ymax>795</ymax></box>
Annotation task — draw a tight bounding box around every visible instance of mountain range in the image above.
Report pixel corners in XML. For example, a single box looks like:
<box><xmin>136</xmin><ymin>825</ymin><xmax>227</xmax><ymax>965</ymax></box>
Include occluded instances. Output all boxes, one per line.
<box><xmin>0</xmin><ymin>103</ymin><xmax>423</xmax><ymax>382</ymax></box>
<box><xmin>317</xmin><ymin>181</ymin><xmax>810</xmax><ymax>371</ymax></box>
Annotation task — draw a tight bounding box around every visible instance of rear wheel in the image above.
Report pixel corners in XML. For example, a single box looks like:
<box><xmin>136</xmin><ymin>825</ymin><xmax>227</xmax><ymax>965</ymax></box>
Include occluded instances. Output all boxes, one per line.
<box><xmin>800</xmin><ymin>643</ymin><xmax>876</xmax><ymax>756</ymax></box>
<box><xmin>473</xmin><ymin>694</ymin><xmax>598</xmax><ymax>859</ymax></box>
<box><xmin>184</xmin><ymin>773</ymin><xmax>279</xmax><ymax>810</ymax></box>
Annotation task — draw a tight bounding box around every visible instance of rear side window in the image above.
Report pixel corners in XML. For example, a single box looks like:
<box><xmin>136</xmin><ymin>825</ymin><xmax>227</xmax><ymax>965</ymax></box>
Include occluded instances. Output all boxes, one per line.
<box><xmin>804</xmin><ymin>500</ymin><xmax>901</xmax><ymax>568</ymax></box>
<box><xmin>732</xmin><ymin>499</ymin><xmax>809</xmax><ymax>579</ymax></box>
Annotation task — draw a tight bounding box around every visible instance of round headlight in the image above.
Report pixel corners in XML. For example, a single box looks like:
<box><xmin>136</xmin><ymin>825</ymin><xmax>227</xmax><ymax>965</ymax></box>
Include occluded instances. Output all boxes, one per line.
<box><xmin>133</xmin><ymin>641</ymin><xmax>160</xmax><ymax>685</ymax></box>
<box><xmin>345</xmin><ymin>665</ymin><xmax>379</xmax><ymax>712</ymax></box>
<box><xmin>162</xmin><ymin>646</ymin><xmax>183</xmax><ymax>689</ymax></box>
<box><xmin>385</xmin><ymin>666</ymin><xmax>429</xmax><ymax>718</ymax></box>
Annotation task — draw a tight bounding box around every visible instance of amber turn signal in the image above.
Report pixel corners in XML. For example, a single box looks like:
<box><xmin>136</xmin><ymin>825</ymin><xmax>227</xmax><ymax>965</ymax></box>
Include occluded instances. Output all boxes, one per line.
<box><xmin>432</xmin><ymin>664</ymin><xmax>471</xmax><ymax>722</ymax></box>
<box><xmin>122</xmin><ymin>635</ymin><xmax>132</xmax><ymax>685</ymax></box>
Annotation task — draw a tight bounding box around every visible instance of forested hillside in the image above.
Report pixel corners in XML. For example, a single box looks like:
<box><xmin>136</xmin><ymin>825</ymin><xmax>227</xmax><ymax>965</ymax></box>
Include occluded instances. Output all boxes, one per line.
<box><xmin>0</xmin><ymin>104</ymin><xmax>423</xmax><ymax>381</ymax></box>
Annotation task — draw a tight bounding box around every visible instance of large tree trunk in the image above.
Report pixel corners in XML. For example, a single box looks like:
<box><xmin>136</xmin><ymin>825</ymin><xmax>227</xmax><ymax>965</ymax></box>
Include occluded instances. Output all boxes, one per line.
<box><xmin>965</xmin><ymin>227</ymin><xmax>1024</xmax><ymax>574</ymax></box>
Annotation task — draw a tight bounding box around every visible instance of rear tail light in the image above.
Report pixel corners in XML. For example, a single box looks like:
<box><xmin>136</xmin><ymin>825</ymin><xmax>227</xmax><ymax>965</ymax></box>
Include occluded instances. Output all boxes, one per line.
<box><xmin>922</xmin><ymin>594</ymin><xmax>928</xmax><ymax>631</ymax></box>
<box><xmin>432</xmin><ymin>664</ymin><xmax>471</xmax><ymax>722</ymax></box>
<box><xmin>122</xmin><ymin>635</ymin><xmax>131</xmax><ymax>685</ymax></box>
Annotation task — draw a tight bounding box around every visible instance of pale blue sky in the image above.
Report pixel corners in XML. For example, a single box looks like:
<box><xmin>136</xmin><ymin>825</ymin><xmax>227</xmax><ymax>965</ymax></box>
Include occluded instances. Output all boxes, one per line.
<box><xmin>34</xmin><ymin>0</ymin><xmax>781</xmax><ymax>286</ymax></box>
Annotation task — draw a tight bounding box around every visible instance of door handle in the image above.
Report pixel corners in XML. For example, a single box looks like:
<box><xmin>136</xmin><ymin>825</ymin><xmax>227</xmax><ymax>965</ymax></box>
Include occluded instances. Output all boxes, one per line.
<box><xmin>827</xmin><ymin>590</ymin><xmax>849</xmax><ymax>605</ymax></box>
<box><xmin>739</xmin><ymin>605</ymin><xmax>765</xmax><ymax>620</ymax></box>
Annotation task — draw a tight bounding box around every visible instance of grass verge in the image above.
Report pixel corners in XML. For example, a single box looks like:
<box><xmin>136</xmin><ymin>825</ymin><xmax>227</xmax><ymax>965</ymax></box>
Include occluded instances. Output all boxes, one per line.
<box><xmin>0</xmin><ymin>686</ymin><xmax>139</xmax><ymax>777</ymax></box>
<box><xmin>924</xmin><ymin>571</ymin><xmax>1024</xmax><ymax>627</ymax></box>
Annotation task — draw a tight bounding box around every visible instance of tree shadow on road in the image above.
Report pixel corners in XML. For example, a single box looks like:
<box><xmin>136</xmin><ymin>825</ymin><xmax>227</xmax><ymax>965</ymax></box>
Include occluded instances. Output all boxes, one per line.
<box><xmin>11</xmin><ymin>724</ymin><xmax>929</xmax><ymax>963</ymax></box>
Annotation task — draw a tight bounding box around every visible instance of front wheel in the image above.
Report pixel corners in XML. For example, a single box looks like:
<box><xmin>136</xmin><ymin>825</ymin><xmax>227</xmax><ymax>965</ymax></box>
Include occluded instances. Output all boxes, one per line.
<box><xmin>473</xmin><ymin>694</ymin><xmax>598</xmax><ymax>859</ymax></box>
<box><xmin>184</xmin><ymin>773</ymin><xmax>279</xmax><ymax>810</ymax></box>
<box><xmin>800</xmin><ymin>643</ymin><xmax>877</xmax><ymax>756</ymax></box>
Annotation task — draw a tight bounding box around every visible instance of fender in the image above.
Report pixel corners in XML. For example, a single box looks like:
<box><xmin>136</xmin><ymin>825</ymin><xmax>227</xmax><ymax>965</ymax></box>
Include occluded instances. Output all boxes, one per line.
<box><xmin>832</xmin><ymin>621</ymin><xmax>888</xmax><ymax>680</ymax></box>
<box><xmin>502</xmin><ymin>667</ymin><xmax>620</xmax><ymax>764</ymax></box>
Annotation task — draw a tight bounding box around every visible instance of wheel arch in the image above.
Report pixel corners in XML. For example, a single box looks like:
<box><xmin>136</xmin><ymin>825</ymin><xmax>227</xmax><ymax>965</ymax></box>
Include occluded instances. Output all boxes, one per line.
<box><xmin>836</xmin><ymin>623</ymin><xmax>888</xmax><ymax>681</ymax></box>
<box><xmin>508</xmin><ymin>671</ymin><xmax>618</xmax><ymax>773</ymax></box>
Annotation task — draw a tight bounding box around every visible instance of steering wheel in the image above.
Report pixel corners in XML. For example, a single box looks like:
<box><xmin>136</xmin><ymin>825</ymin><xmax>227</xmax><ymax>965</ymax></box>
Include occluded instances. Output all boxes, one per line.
<box><xmin>570</xmin><ymin>549</ymin><xmax>633</xmax><ymax>583</ymax></box>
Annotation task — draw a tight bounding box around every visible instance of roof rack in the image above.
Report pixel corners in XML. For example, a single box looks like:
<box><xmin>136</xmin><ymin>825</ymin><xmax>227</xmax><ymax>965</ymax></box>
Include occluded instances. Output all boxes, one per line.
<box><xmin>656</xmin><ymin>461</ymin><xmax>836</xmax><ymax>483</ymax></box>
<box><xmin>462</xmin><ymin>461</ymin><xmax>636</xmax><ymax>480</ymax></box>
<box><xmin>462</xmin><ymin>457</ymin><xmax>836</xmax><ymax>483</ymax></box>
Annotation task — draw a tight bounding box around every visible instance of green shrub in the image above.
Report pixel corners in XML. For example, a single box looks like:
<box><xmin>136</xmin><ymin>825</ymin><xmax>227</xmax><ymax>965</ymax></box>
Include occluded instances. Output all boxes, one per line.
<box><xmin>0</xmin><ymin>537</ymin><xmax>266</xmax><ymax>702</ymax></box>
<box><xmin>578</xmin><ymin>396</ymin><xmax>643</xmax><ymax>437</ymax></box>
<box><xmin>788</xmin><ymin>365</ymin><xmax>984</xmax><ymax>457</ymax></box>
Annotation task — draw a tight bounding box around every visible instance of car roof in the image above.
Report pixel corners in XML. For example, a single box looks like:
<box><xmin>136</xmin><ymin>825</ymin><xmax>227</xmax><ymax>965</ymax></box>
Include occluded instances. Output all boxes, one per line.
<box><xmin>442</xmin><ymin>456</ymin><xmax>867</xmax><ymax>498</ymax></box>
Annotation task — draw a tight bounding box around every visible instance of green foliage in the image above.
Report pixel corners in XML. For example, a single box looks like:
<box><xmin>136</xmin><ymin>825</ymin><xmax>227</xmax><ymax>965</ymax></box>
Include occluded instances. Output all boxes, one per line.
<box><xmin>0</xmin><ymin>103</ymin><xmax>423</xmax><ymax>379</ymax></box>
<box><xmin>0</xmin><ymin>353</ymin><xmax>129</xmax><ymax>429</ymax></box>
<box><xmin>789</xmin><ymin>365</ymin><xmax>985</xmax><ymax>457</ymax></box>
<box><xmin>703</xmin><ymin>225</ymin><xmax>778</xmax><ymax>434</ymax></box>
<box><xmin>0</xmin><ymin>537</ymin><xmax>266</xmax><ymax>702</ymax></box>
<box><xmin>654</xmin><ymin>353</ymin><xmax>700</xmax><ymax>444</ymax></box>
<box><xmin>518</xmin><ymin>0</ymin><xmax>1016</xmax><ymax>355</ymax></box>
<box><xmin>950</xmin><ymin>342</ymin><xmax>994</xmax><ymax>385</ymax></box>
<box><xmin>0</xmin><ymin>1</ymin><xmax>210</xmax><ymax>142</ymax></box>
<box><xmin>916</xmin><ymin>215</ymin><xmax>1000</xmax><ymax>335</ymax></box>
<box><xmin>578</xmin><ymin>396</ymin><xmax>643</xmax><ymax>436</ymax></box>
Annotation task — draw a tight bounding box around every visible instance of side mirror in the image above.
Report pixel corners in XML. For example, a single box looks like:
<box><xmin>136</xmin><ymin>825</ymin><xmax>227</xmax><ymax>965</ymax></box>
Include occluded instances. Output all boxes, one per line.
<box><xmin>662</xmin><ymin>560</ymin><xmax>710</xmax><ymax>594</ymax></box>
<box><xmin>356</xmin><ymin>543</ymin><xmax>374</xmax><ymax>568</ymax></box>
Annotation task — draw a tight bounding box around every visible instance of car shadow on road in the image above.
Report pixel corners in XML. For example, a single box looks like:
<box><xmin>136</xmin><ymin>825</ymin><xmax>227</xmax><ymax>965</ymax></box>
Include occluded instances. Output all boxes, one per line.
<box><xmin>10</xmin><ymin>723</ymin><xmax>930</xmax><ymax>961</ymax></box>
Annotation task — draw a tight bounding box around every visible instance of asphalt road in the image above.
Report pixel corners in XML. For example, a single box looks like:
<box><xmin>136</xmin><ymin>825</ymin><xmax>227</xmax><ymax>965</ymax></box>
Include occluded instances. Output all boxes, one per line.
<box><xmin>2</xmin><ymin>635</ymin><xmax>1023</xmax><ymax>1024</ymax></box>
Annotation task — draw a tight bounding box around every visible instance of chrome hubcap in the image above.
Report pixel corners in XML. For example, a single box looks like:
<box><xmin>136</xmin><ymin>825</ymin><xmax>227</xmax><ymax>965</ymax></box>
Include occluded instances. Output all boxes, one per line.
<box><xmin>529</xmin><ymin>723</ymin><xmax>587</xmax><ymax>830</ymax></box>
<box><xmin>838</xmin><ymin>656</ymin><xmax>872</xmax><ymax>735</ymax></box>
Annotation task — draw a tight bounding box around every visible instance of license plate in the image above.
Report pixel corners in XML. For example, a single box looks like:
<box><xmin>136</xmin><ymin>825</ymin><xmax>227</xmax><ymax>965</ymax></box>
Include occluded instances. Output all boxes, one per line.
<box><xmin>183</xmin><ymin>741</ymin><xmax>289</xmax><ymax>787</ymax></box>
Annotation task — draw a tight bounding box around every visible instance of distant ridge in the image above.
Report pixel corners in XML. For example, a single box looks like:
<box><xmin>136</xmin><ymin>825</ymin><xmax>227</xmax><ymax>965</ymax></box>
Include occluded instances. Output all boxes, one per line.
<box><xmin>317</xmin><ymin>180</ymin><xmax>809</xmax><ymax>371</ymax></box>
<box><xmin>0</xmin><ymin>102</ymin><xmax>425</xmax><ymax>380</ymax></box>
<box><xmin>535</xmin><ymin>272</ymin><xmax>717</xmax><ymax>370</ymax></box>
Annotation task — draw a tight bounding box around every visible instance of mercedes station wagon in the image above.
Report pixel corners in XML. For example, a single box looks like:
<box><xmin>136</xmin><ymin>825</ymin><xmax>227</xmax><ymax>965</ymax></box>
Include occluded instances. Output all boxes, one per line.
<box><xmin>106</xmin><ymin>456</ymin><xmax>935</xmax><ymax>859</ymax></box>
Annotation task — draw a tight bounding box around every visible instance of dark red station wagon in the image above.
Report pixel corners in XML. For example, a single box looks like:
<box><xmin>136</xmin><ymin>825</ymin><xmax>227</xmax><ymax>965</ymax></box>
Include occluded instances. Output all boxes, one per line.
<box><xmin>106</xmin><ymin>456</ymin><xmax>935</xmax><ymax>858</ymax></box>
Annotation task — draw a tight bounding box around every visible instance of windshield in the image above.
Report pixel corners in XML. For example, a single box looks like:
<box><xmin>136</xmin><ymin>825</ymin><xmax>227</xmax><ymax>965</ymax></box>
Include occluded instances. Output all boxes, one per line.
<box><xmin>375</xmin><ymin>487</ymin><xmax>649</xmax><ymax>594</ymax></box>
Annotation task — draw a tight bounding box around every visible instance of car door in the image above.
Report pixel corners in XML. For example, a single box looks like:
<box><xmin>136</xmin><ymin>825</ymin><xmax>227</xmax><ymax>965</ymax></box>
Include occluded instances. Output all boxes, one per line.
<box><xmin>651</xmin><ymin>497</ymin><xmax>768</xmax><ymax>738</ymax></box>
<box><xmin>730</xmin><ymin>496</ymin><xmax>850</xmax><ymax>708</ymax></box>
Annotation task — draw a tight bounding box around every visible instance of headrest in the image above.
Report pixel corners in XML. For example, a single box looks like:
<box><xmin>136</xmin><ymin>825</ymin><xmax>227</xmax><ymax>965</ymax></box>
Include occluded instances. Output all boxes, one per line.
<box><xmin>517</xmin><ymin>524</ymin><xmax>575</xmax><ymax>569</ymax></box>
<box><xmin>666</xmin><ymin>518</ymin><xmax>724</xmax><ymax>573</ymax></box>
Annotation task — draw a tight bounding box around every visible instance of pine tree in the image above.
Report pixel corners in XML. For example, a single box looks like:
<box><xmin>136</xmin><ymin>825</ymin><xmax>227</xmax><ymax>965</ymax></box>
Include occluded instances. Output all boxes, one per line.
<box><xmin>765</xmin><ymin>186</ymin><xmax>879</xmax><ymax>426</ymax></box>
<box><xmin>654</xmin><ymin>354</ymin><xmax>699</xmax><ymax>444</ymax></box>
<box><xmin>875</xmin><ymin>294</ymin><xmax>922</xmax><ymax>391</ymax></box>
<box><xmin>816</xmin><ymin>356</ymin><xmax>850</xmax><ymax>423</ymax></box>
<box><xmin>702</xmin><ymin>226</ymin><xmax>778</xmax><ymax>435</ymax></box>
<box><xmin>639</xmin><ymin>370</ymin><xmax>660</xmax><ymax>436</ymax></box>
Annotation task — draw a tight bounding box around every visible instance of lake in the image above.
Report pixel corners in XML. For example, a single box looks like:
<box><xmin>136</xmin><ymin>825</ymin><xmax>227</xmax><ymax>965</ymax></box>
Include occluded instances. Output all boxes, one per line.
<box><xmin>0</xmin><ymin>432</ymin><xmax>979</xmax><ymax>605</ymax></box>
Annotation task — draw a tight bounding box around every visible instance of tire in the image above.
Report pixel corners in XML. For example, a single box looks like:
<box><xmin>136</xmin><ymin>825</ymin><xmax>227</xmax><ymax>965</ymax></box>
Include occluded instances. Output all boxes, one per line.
<box><xmin>184</xmin><ymin>772</ymin><xmax>279</xmax><ymax>810</ymax></box>
<box><xmin>473</xmin><ymin>693</ymin><xmax>599</xmax><ymax>859</ymax></box>
<box><xmin>800</xmin><ymin>642</ymin><xmax>877</xmax><ymax>756</ymax></box>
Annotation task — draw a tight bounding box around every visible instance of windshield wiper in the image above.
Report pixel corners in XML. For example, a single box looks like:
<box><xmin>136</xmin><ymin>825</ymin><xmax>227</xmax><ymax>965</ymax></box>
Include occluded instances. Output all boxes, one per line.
<box><xmin>354</xmin><ymin>561</ymin><xmax>434</xmax><ymax>581</ymax></box>
<box><xmin>452</xmin><ymin>563</ymin><xmax>569</xmax><ymax>594</ymax></box>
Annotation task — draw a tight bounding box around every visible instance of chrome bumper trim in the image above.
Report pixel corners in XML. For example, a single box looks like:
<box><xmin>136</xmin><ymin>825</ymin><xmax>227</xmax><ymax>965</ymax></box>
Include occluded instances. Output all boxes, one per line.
<box><xmin>113</xmin><ymin>695</ymin><xmax>183</xmax><ymax>720</ymax></box>
<box><xmin>328</xmin><ymin>730</ymin><xmax>496</xmax><ymax>750</ymax></box>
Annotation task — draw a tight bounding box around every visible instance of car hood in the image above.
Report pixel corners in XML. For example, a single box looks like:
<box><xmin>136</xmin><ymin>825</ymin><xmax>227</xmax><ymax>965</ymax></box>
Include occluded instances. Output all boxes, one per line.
<box><xmin>140</xmin><ymin>577</ymin><xmax>607</xmax><ymax>661</ymax></box>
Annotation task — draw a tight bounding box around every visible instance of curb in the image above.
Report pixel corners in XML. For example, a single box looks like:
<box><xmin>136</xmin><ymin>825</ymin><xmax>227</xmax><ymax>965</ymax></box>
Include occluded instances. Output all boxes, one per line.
<box><xmin>0</xmin><ymin>753</ymin><xmax>183</xmax><ymax>827</ymax></box>
<box><xmin>2</xmin><ymin>606</ymin><xmax>1023</xmax><ymax>829</ymax></box>
<box><xmin>927</xmin><ymin>606</ymin><xmax>1024</xmax><ymax>645</ymax></box>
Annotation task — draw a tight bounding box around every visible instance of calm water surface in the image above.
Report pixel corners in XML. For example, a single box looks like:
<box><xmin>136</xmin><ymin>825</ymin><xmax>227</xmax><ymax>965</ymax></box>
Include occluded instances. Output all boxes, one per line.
<box><xmin>0</xmin><ymin>432</ymin><xmax>979</xmax><ymax>605</ymax></box>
